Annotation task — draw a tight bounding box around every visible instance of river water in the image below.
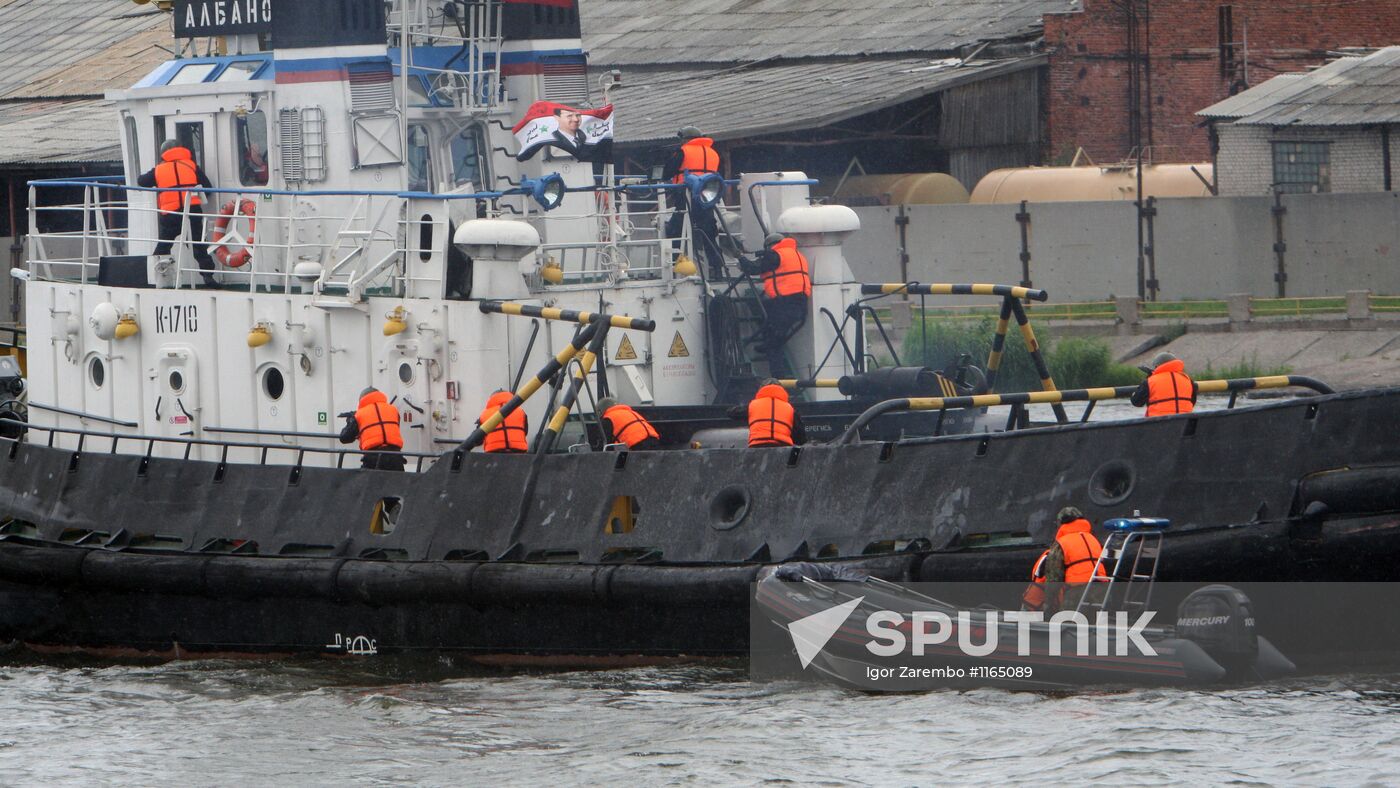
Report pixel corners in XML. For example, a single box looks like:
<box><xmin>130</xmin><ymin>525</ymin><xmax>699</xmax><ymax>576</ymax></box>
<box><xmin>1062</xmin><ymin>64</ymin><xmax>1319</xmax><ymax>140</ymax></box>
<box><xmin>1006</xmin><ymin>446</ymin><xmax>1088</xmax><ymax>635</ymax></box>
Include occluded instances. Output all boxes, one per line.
<box><xmin>8</xmin><ymin>392</ymin><xmax>1387</xmax><ymax>786</ymax></box>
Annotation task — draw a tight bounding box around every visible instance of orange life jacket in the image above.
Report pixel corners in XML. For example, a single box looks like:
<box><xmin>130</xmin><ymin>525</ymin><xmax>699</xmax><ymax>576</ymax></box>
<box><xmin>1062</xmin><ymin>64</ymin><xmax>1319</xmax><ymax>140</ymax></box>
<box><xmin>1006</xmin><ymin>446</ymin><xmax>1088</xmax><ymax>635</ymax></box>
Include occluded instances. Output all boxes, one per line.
<box><xmin>602</xmin><ymin>404</ymin><xmax>659</xmax><ymax>448</ymax></box>
<box><xmin>748</xmin><ymin>384</ymin><xmax>795</xmax><ymax>447</ymax></box>
<box><xmin>354</xmin><ymin>390</ymin><xmax>403</xmax><ymax>451</ymax></box>
<box><xmin>154</xmin><ymin>146</ymin><xmax>204</xmax><ymax>213</ymax></box>
<box><xmin>1145</xmin><ymin>359</ymin><xmax>1195</xmax><ymax>417</ymax></box>
<box><xmin>761</xmin><ymin>238</ymin><xmax>811</xmax><ymax>299</ymax></box>
<box><xmin>672</xmin><ymin>137</ymin><xmax>720</xmax><ymax>183</ymax></box>
<box><xmin>1056</xmin><ymin>518</ymin><xmax>1107</xmax><ymax>585</ymax></box>
<box><xmin>479</xmin><ymin>390</ymin><xmax>529</xmax><ymax>453</ymax></box>
<box><xmin>1022</xmin><ymin>549</ymin><xmax>1049</xmax><ymax>611</ymax></box>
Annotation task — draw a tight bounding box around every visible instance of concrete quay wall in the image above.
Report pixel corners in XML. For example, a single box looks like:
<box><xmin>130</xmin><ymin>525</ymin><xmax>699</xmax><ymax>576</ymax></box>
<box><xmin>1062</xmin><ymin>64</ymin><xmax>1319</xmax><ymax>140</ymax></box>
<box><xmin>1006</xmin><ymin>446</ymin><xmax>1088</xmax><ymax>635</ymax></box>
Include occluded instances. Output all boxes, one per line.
<box><xmin>843</xmin><ymin>191</ymin><xmax>1400</xmax><ymax>303</ymax></box>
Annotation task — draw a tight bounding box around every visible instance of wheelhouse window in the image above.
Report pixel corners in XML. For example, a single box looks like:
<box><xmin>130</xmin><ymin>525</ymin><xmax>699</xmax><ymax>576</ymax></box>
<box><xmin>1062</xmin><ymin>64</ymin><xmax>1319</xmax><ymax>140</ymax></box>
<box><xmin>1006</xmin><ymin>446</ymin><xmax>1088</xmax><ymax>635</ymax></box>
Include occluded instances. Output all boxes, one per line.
<box><xmin>175</xmin><ymin>121</ymin><xmax>205</xmax><ymax>168</ymax></box>
<box><xmin>1272</xmin><ymin>141</ymin><xmax>1330</xmax><ymax>194</ymax></box>
<box><xmin>168</xmin><ymin>62</ymin><xmax>218</xmax><ymax>85</ymax></box>
<box><xmin>216</xmin><ymin>61</ymin><xmax>265</xmax><ymax>82</ymax></box>
<box><xmin>451</xmin><ymin>126</ymin><xmax>488</xmax><ymax>190</ymax></box>
<box><xmin>236</xmin><ymin>110</ymin><xmax>270</xmax><ymax>186</ymax></box>
<box><xmin>407</xmin><ymin>124</ymin><xmax>432</xmax><ymax>192</ymax></box>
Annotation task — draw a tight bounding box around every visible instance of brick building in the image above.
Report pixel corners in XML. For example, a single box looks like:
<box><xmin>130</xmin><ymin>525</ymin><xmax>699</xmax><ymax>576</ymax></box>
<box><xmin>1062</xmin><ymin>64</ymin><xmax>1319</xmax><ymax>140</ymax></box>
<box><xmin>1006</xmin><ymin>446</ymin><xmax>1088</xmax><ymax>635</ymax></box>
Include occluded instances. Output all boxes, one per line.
<box><xmin>1199</xmin><ymin>47</ymin><xmax>1399</xmax><ymax>196</ymax></box>
<box><xmin>1044</xmin><ymin>0</ymin><xmax>1400</xmax><ymax>165</ymax></box>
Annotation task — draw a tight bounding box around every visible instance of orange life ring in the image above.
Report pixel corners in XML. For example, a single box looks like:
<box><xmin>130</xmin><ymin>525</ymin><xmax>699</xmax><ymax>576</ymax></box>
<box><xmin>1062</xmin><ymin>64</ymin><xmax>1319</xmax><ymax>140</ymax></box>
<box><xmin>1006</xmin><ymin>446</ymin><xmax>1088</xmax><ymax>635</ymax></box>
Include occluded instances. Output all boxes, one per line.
<box><xmin>210</xmin><ymin>198</ymin><xmax>256</xmax><ymax>268</ymax></box>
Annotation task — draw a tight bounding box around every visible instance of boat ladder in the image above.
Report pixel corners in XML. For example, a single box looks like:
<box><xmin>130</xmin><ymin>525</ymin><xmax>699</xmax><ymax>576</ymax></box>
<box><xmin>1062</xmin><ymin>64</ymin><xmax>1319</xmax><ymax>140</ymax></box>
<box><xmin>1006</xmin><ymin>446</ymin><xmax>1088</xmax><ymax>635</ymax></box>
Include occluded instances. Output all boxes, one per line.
<box><xmin>1074</xmin><ymin>517</ymin><xmax>1170</xmax><ymax>616</ymax></box>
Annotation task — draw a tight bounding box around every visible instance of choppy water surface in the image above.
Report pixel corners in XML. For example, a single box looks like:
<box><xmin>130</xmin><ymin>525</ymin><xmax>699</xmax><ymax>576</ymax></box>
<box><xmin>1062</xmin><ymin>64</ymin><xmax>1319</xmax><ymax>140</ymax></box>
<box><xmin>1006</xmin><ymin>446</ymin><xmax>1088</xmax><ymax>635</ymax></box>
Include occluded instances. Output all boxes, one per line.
<box><xmin>1</xmin><ymin>658</ymin><xmax>1398</xmax><ymax>785</ymax></box>
<box><xmin>6</xmin><ymin>393</ymin><xmax>1358</xmax><ymax>786</ymax></box>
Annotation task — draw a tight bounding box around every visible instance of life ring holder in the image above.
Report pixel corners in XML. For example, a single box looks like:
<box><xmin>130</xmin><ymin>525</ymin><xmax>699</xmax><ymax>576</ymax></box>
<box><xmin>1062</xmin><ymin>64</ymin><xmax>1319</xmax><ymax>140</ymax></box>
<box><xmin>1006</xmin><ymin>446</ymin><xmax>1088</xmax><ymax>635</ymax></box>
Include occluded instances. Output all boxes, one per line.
<box><xmin>210</xmin><ymin>198</ymin><xmax>257</xmax><ymax>268</ymax></box>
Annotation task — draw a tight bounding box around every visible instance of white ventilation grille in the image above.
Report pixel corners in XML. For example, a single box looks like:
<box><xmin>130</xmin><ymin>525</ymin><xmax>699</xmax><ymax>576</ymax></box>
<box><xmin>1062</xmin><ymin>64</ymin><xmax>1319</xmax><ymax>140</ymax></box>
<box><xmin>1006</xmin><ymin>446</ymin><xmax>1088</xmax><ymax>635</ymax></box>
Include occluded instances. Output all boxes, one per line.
<box><xmin>348</xmin><ymin>61</ymin><xmax>396</xmax><ymax>112</ymax></box>
<box><xmin>278</xmin><ymin>107</ymin><xmax>328</xmax><ymax>184</ymax></box>
<box><xmin>278</xmin><ymin>108</ymin><xmax>304</xmax><ymax>182</ymax></box>
<box><xmin>542</xmin><ymin>60</ymin><xmax>588</xmax><ymax>104</ymax></box>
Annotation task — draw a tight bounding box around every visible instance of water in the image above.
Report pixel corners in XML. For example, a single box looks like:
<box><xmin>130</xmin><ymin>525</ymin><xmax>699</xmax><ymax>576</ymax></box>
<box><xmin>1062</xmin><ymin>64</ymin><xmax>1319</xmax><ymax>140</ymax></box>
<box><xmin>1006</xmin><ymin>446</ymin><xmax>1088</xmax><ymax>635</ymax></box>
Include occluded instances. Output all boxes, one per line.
<box><xmin>6</xmin><ymin>392</ymin><xmax>1357</xmax><ymax>785</ymax></box>
<box><xmin>1</xmin><ymin>658</ymin><xmax>1398</xmax><ymax>785</ymax></box>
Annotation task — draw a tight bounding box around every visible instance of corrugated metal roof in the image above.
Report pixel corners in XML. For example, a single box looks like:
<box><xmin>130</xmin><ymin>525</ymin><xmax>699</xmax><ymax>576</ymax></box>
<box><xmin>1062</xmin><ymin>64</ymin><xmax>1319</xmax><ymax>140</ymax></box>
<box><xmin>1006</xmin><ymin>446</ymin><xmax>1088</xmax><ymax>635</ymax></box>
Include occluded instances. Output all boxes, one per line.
<box><xmin>603</xmin><ymin>55</ymin><xmax>1044</xmax><ymax>144</ymax></box>
<box><xmin>0</xmin><ymin>99</ymin><xmax>121</xmax><ymax>167</ymax></box>
<box><xmin>0</xmin><ymin>0</ymin><xmax>167</xmax><ymax>100</ymax></box>
<box><xmin>579</xmin><ymin>0</ymin><xmax>1077</xmax><ymax>66</ymax></box>
<box><xmin>1197</xmin><ymin>46</ymin><xmax>1400</xmax><ymax>126</ymax></box>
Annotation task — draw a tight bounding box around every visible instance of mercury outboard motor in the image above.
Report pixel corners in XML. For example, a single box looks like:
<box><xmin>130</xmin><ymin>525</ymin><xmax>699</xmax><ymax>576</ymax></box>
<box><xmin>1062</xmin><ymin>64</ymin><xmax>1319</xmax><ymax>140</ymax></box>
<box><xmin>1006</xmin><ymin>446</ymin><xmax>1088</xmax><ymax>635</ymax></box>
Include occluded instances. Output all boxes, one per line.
<box><xmin>1176</xmin><ymin>584</ymin><xmax>1295</xmax><ymax>680</ymax></box>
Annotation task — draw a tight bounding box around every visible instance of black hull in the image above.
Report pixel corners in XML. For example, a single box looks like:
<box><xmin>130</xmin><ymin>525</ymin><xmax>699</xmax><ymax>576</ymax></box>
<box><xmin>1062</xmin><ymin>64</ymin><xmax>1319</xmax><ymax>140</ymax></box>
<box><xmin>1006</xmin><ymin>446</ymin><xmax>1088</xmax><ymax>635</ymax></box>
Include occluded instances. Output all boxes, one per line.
<box><xmin>0</xmin><ymin>388</ymin><xmax>1399</xmax><ymax>659</ymax></box>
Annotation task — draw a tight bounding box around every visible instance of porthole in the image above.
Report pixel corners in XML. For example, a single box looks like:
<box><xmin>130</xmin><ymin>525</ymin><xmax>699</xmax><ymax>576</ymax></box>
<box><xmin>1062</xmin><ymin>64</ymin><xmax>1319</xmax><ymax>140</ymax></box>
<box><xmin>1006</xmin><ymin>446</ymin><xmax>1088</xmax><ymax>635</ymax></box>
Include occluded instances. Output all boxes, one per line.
<box><xmin>89</xmin><ymin>357</ymin><xmax>106</xmax><ymax>389</ymax></box>
<box><xmin>398</xmin><ymin>362</ymin><xmax>414</xmax><ymax>385</ymax></box>
<box><xmin>262</xmin><ymin>366</ymin><xmax>285</xmax><ymax>401</ymax></box>
<box><xmin>709</xmin><ymin>485</ymin><xmax>751</xmax><ymax>530</ymax></box>
<box><xmin>168</xmin><ymin>369</ymin><xmax>185</xmax><ymax>395</ymax></box>
<box><xmin>1088</xmin><ymin>459</ymin><xmax>1136</xmax><ymax>507</ymax></box>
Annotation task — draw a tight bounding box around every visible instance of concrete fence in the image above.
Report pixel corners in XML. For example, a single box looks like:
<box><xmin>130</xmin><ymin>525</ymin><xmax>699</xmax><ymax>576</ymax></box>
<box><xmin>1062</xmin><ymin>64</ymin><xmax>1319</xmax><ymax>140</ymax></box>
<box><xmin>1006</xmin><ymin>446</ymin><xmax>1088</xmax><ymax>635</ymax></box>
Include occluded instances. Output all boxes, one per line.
<box><xmin>842</xmin><ymin>191</ymin><xmax>1400</xmax><ymax>303</ymax></box>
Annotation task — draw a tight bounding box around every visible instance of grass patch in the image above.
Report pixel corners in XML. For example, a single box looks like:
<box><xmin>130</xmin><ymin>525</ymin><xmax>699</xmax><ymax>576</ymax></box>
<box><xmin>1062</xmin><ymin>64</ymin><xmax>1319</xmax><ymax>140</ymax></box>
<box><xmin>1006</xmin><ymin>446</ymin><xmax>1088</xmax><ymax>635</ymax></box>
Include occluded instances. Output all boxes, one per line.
<box><xmin>902</xmin><ymin>317</ymin><xmax>1144</xmax><ymax>391</ymax></box>
<box><xmin>1200</xmin><ymin>353</ymin><xmax>1292</xmax><ymax>380</ymax></box>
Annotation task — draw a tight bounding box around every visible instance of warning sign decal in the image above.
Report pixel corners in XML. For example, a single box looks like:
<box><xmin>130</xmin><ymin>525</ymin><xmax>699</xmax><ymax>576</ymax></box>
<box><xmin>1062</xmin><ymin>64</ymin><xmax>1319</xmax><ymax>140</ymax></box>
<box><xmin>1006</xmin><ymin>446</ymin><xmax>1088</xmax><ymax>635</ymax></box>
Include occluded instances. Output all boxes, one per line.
<box><xmin>667</xmin><ymin>331</ymin><xmax>690</xmax><ymax>358</ymax></box>
<box><xmin>615</xmin><ymin>334</ymin><xmax>638</xmax><ymax>360</ymax></box>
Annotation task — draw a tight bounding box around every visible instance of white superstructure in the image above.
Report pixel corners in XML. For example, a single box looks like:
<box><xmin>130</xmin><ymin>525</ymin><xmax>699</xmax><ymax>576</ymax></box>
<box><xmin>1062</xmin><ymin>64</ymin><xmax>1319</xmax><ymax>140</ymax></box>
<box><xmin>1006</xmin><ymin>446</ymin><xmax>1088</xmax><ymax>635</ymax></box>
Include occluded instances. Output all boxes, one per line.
<box><xmin>21</xmin><ymin>0</ymin><xmax>864</xmax><ymax>464</ymax></box>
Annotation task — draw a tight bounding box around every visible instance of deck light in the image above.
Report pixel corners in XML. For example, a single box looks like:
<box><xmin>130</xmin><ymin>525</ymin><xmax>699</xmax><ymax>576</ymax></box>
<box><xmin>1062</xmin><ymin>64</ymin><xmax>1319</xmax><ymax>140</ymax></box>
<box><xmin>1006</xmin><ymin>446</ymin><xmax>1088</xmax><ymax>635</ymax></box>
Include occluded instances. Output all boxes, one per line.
<box><xmin>246</xmin><ymin>321</ymin><xmax>272</xmax><ymax>348</ymax></box>
<box><xmin>383</xmin><ymin>306</ymin><xmax>408</xmax><ymax>336</ymax></box>
<box><xmin>521</xmin><ymin>173</ymin><xmax>566</xmax><ymax>211</ymax></box>
<box><xmin>686</xmin><ymin>173</ymin><xmax>723</xmax><ymax>207</ymax></box>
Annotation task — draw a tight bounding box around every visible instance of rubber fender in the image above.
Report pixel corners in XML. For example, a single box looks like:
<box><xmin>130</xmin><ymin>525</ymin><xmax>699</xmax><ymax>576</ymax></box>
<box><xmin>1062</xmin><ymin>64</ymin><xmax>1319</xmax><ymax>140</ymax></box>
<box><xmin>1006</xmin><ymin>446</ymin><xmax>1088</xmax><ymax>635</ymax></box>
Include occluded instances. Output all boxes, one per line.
<box><xmin>608</xmin><ymin>564</ymin><xmax>760</xmax><ymax>606</ymax></box>
<box><xmin>1297</xmin><ymin>466</ymin><xmax>1400</xmax><ymax>516</ymax></box>
<box><xmin>0</xmin><ymin>542</ymin><xmax>87</xmax><ymax>587</ymax></box>
<box><xmin>468</xmin><ymin>562</ymin><xmax>608</xmax><ymax>606</ymax></box>
<box><xmin>203</xmin><ymin>556</ymin><xmax>341</xmax><ymax>601</ymax></box>
<box><xmin>79</xmin><ymin>550</ymin><xmax>210</xmax><ymax>595</ymax></box>
<box><xmin>336</xmin><ymin>559</ymin><xmax>476</xmax><ymax>607</ymax></box>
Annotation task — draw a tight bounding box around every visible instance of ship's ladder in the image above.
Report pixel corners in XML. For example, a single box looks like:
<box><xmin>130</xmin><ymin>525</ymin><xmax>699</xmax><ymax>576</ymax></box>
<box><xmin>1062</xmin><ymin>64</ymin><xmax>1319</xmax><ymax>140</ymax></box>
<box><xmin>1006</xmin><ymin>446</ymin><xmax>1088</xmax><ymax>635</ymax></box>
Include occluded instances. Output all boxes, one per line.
<box><xmin>1073</xmin><ymin>517</ymin><xmax>1170</xmax><ymax>616</ymax></box>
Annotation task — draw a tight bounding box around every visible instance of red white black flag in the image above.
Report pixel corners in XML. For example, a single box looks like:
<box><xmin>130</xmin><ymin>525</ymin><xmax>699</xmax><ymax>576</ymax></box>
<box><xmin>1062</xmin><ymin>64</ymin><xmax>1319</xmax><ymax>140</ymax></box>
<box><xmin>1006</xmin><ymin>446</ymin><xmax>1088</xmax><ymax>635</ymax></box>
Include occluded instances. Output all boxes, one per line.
<box><xmin>512</xmin><ymin>102</ymin><xmax>614</xmax><ymax>162</ymax></box>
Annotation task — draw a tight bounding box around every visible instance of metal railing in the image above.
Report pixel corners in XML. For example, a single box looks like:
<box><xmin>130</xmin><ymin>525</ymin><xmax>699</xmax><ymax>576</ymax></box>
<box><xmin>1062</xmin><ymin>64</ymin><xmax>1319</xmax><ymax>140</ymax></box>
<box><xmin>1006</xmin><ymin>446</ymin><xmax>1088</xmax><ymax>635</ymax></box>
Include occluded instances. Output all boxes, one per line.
<box><xmin>6</xmin><ymin>420</ymin><xmax>446</xmax><ymax>474</ymax></box>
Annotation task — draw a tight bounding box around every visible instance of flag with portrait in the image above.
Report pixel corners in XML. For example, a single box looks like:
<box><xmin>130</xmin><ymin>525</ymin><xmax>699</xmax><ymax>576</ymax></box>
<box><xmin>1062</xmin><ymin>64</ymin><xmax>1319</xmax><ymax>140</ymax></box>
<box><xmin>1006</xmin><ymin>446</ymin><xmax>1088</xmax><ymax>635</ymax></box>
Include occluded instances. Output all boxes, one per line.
<box><xmin>512</xmin><ymin>101</ymin><xmax>614</xmax><ymax>162</ymax></box>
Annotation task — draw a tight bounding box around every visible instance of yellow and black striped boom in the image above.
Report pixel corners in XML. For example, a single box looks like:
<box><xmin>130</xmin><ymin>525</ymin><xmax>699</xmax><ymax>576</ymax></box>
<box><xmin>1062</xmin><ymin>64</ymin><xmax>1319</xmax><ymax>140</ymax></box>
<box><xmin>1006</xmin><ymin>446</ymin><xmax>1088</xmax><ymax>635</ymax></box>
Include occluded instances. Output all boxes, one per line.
<box><xmin>860</xmin><ymin>283</ymin><xmax>1049</xmax><ymax>302</ymax></box>
<box><xmin>839</xmin><ymin>375</ymin><xmax>1335</xmax><ymax>443</ymax></box>
<box><xmin>479</xmin><ymin>301</ymin><xmax>656</xmax><ymax>332</ymax></box>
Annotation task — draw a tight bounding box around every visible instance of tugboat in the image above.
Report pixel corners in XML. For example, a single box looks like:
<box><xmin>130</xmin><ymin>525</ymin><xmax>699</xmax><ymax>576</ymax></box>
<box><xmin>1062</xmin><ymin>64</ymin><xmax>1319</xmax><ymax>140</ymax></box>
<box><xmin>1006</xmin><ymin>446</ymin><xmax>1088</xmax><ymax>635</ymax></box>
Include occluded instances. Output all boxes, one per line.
<box><xmin>1</xmin><ymin>0</ymin><xmax>1399</xmax><ymax>662</ymax></box>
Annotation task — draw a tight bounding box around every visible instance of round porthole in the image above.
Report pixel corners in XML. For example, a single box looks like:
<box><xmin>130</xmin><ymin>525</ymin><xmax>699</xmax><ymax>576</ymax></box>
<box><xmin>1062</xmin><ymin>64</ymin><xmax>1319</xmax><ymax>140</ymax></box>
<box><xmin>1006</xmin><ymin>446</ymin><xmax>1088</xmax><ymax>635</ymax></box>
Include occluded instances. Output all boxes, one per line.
<box><xmin>398</xmin><ymin>362</ymin><xmax>414</xmax><ymax>385</ymax></box>
<box><xmin>168</xmin><ymin>369</ymin><xmax>185</xmax><ymax>395</ymax></box>
<box><xmin>262</xmin><ymin>366</ymin><xmax>285</xmax><ymax>401</ymax></box>
<box><xmin>1088</xmin><ymin>459</ymin><xmax>1136</xmax><ymax>507</ymax></box>
<box><xmin>89</xmin><ymin>357</ymin><xmax>106</xmax><ymax>389</ymax></box>
<box><xmin>709</xmin><ymin>485</ymin><xmax>751</xmax><ymax>530</ymax></box>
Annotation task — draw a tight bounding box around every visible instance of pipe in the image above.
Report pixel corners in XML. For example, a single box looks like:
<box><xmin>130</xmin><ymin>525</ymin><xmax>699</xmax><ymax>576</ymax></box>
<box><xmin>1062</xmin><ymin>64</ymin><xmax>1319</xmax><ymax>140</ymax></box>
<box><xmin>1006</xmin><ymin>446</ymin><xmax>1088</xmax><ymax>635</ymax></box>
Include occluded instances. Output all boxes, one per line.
<box><xmin>479</xmin><ymin>300</ymin><xmax>655</xmax><ymax>332</ymax></box>
<box><xmin>1008</xmin><ymin>298</ymin><xmax>1068</xmax><ymax>423</ymax></box>
<box><xmin>778</xmin><ymin>378</ymin><xmax>840</xmax><ymax>389</ymax></box>
<box><xmin>861</xmin><ymin>283</ymin><xmax>1048</xmax><ymax>302</ymax></box>
<box><xmin>459</xmin><ymin>320</ymin><xmax>601</xmax><ymax>451</ymax></box>
<box><xmin>535</xmin><ymin>322</ymin><xmax>610</xmax><ymax>454</ymax></box>
<box><xmin>838</xmin><ymin>375</ymin><xmax>1335</xmax><ymax>444</ymax></box>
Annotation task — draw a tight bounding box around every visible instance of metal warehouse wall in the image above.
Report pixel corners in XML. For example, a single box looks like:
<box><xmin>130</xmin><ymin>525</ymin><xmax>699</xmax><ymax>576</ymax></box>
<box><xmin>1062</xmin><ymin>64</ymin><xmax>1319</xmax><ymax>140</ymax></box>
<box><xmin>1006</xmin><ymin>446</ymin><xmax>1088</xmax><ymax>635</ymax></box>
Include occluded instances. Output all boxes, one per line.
<box><xmin>842</xmin><ymin>191</ymin><xmax>1400</xmax><ymax>302</ymax></box>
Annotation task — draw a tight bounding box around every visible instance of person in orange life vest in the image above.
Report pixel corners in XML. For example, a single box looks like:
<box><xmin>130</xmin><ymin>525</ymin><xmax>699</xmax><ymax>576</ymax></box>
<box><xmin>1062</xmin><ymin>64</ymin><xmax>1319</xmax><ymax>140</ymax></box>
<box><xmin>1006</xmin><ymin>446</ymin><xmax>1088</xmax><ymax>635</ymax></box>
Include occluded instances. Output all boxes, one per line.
<box><xmin>1130</xmin><ymin>351</ymin><xmax>1197</xmax><ymax>417</ymax></box>
<box><xmin>596</xmin><ymin>397</ymin><xmax>661</xmax><ymax>450</ymax></box>
<box><xmin>661</xmin><ymin>126</ymin><xmax>724</xmax><ymax>278</ymax></box>
<box><xmin>337</xmin><ymin>386</ymin><xmax>406</xmax><ymax>471</ymax></box>
<box><xmin>1041</xmin><ymin>506</ymin><xmax>1108</xmax><ymax>613</ymax></box>
<box><xmin>477</xmin><ymin>390</ymin><xmax>529</xmax><ymax>453</ymax></box>
<box><xmin>742</xmin><ymin>379</ymin><xmax>807</xmax><ymax>448</ymax></box>
<box><xmin>738</xmin><ymin>233</ymin><xmax>811</xmax><ymax>379</ymax></box>
<box><xmin>136</xmin><ymin>139</ymin><xmax>218</xmax><ymax>288</ymax></box>
<box><xmin>1021</xmin><ymin>549</ymin><xmax>1050</xmax><ymax>612</ymax></box>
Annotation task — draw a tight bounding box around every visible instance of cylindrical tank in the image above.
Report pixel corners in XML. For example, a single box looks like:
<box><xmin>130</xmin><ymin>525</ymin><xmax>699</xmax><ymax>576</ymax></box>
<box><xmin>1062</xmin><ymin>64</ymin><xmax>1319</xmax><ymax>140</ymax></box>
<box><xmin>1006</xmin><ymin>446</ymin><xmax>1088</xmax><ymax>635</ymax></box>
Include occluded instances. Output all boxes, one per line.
<box><xmin>824</xmin><ymin>173</ymin><xmax>970</xmax><ymax>205</ymax></box>
<box><xmin>969</xmin><ymin>164</ymin><xmax>1214</xmax><ymax>204</ymax></box>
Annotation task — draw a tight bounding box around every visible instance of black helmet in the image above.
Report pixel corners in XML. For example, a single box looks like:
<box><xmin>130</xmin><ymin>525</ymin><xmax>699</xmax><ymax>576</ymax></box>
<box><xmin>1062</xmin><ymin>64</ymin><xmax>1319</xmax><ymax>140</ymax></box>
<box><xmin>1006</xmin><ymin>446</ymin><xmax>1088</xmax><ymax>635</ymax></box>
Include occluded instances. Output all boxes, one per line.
<box><xmin>678</xmin><ymin>126</ymin><xmax>703</xmax><ymax>140</ymax></box>
<box><xmin>763</xmin><ymin>232</ymin><xmax>785</xmax><ymax>248</ymax></box>
<box><xmin>1057</xmin><ymin>506</ymin><xmax>1084</xmax><ymax>524</ymax></box>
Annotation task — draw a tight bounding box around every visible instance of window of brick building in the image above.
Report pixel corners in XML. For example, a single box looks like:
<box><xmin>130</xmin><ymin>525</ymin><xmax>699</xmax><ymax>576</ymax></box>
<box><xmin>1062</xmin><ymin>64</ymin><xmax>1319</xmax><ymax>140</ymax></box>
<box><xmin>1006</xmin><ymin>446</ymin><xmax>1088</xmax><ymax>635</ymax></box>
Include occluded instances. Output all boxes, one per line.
<box><xmin>1272</xmin><ymin>142</ymin><xmax>1330</xmax><ymax>193</ymax></box>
